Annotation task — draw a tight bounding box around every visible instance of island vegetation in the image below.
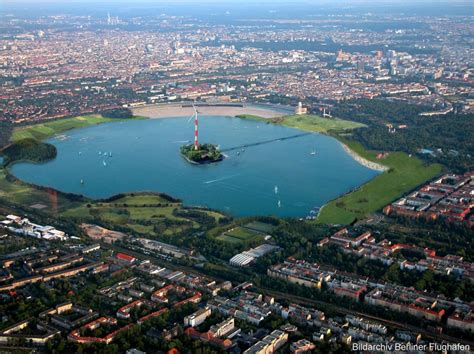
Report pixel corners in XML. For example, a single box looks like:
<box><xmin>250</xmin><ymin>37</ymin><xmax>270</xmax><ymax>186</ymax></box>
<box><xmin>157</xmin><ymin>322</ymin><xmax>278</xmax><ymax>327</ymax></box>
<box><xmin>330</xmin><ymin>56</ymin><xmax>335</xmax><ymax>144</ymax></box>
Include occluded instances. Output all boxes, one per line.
<box><xmin>180</xmin><ymin>143</ymin><xmax>224</xmax><ymax>164</ymax></box>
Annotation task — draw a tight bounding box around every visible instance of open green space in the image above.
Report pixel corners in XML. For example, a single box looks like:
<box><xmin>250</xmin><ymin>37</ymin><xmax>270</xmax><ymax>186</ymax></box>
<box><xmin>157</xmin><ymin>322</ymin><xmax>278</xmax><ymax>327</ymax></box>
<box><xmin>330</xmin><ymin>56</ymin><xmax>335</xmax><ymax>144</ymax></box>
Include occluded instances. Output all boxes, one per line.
<box><xmin>0</xmin><ymin>167</ymin><xmax>82</xmax><ymax>212</ymax></box>
<box><xmin>316</xmin><ymin>139</ymin><xmax>443</xmax><ymax>224</ymax></box>
<box><xmin>243</xmin><ymin>221</ymin><xmax>276</xmax><ymax>234</ymax></box>
<box><xmin>277</xmin><ymin>114</ymin><xmax>366</xmax><ymax>133</ymax></box>
<box><xmin>62</xmin><ymin>194</ymin><xmax>226</xmax><ymax>237</ymax></box>
<box><xmin>241</xmin><ymin>113</ymin><xmax>443</xmax><ymax>225</ymax></box>
<box><xmin>238</xmin><ymin>113</ymin><xmax>366</xmax><ymax>133</ymax></box>
<box><xmin>217</xmin><ymin>225</ymin><xmax>265</xmax><ymax>243</ymax></box>
<box><xmin>2</xmin><ymin>111</ymin><xmax>444</xmax><ymax>228</ymax></box>
<box><xmin>235</xmin><ymin>114</ymin><xmax>268</xmax><ymax>121</ymax></box>
<box><xmin>11</xmin><ymin>114</ymin><xmax>142</xmax><ymax>142</ymax></box>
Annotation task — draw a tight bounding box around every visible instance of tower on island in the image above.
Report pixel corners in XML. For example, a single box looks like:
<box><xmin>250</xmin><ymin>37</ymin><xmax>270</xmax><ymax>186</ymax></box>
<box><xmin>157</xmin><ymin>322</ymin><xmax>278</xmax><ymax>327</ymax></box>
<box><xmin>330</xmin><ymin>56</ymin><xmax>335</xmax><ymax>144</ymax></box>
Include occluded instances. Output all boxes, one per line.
<box><xmin>180</xmin><ymin>105</ymin><xmax>223</xmax><ymax>164</ymax></box>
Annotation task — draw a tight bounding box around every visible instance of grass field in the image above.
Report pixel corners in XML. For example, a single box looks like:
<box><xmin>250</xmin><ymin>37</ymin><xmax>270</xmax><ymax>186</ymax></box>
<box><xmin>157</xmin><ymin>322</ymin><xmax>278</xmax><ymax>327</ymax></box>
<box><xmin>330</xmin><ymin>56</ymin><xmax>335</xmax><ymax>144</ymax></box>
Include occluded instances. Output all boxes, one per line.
<box><xmin>62</xmin><ymin>194</ymin><xmax>226</xmax><ymax>237</ymax></box>
<box><xmin>235</xmin><ymin>114</ymin><xmax>268</xmax><ymax>122</ymax></box>
<box><xmin>243</xmin><ymin>221</ymin><xmax>276</xmax><ymax>234</ymax></box>
<box><xmin>237</xmin><ymin>113</ymin><xmax>366</xmax><ymax>133</ymax></box>
<box><xmin>278</xmin><ymin>114</ymin><xmax>366</xmax><ymax>133</ymax></box>
<box><xmin>316</xmin><ymin>139</ymin><xmax>443</xmax><ymax>224</ymax></box>
<box><xmin>0</xmin><ymin>167</ymin><xmax>82</xmax><ymax>212</ymax></box>
<box><xmin>11</xmin><ymin>114</ymin><xmax>142</xmax><ymax>142</ymax></box>
<box><xmin>217</xmin><ymin>225</ymin><xmax>266</xmax><ymax>243</ymax></box>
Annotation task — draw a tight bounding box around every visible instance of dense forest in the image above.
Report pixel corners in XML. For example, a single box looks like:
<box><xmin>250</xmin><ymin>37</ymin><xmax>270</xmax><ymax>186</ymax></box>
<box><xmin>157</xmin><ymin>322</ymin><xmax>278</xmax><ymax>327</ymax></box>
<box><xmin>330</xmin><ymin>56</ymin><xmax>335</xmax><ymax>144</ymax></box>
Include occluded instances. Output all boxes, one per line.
<box><xmin>0</xmin><ymin>121</ymin><xmax>13</xmax><ymax>148</ymax></box>
<box><xmin>334</xmin><ymin>99</ymin><xmax>473</xmax><ymax>172</ymax></box>
<box><xmin>1</xmin><ymin>138</ymin><xmax>57</xmax><ymax>165</ymax></box>
<box><xmin>100</xmin><ymin>107</ymin><xmax>134</xmax><ymax>119</ymax></box>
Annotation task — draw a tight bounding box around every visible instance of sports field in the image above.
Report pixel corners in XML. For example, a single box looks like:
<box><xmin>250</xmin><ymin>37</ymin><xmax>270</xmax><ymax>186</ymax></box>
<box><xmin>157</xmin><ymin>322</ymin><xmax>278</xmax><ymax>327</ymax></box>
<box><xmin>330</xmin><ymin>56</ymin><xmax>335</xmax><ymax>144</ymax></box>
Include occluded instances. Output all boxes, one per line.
<box><xmin>216</xmin><ymin>221</ymin><xmax>275</xmax><ymax>244</ymax></box>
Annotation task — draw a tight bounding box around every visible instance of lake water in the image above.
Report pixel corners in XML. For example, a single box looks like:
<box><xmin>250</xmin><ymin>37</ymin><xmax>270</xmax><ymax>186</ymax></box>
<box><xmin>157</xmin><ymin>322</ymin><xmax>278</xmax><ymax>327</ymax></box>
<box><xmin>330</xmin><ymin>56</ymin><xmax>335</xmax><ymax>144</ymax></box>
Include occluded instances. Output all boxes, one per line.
<box><xmin>11</xmin><ymin>117</ymin><xmax>379</xmax><ymax>217</ymax></box>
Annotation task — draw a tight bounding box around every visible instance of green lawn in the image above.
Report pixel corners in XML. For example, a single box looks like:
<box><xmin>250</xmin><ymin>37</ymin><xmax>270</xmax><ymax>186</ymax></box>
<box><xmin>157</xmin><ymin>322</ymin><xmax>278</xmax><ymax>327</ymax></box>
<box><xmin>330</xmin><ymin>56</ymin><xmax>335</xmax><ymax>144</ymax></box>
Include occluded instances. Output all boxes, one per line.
<box><xmin>243</xmin><ymin>221</ymin><xmax>276</xmax><ymax>234</ymax></box>
<box><xmin>279</xmin><ymin>114</ymin><xmax>366</xmax><ymax>133</ymax></box>
<box><xmin>0</xmin><ymin>167</ymin><xmax>82</xmax><ymax>212</ymax></box>
<box><xmin>60</xmin><ymin>193</ymin><xmax>229</xmax><ymax>237</ymax></box>
<box><xmin>217</xmin><ymin>225</ymin><xmax>265</xmax><ymax>244</ymax></box>
<box><xmin>11</xmin><ymin>114</ymin><xmax>142</xmax><ymax>142</ymax></box>
<box><xmin>111</xmin><ymin>194</ymin><xmax>176</xmax><ymax>206</ymax></box>
<box><xmin>237</xmin><ymin>113</ymin><xmax>366</xmax><ymax>134</ymax></box>
<box><xmin>235</xmin><ymin>114</ymin><xmax>268</xmax><ymax>122</ymax></box>
<box><xmin>316</xmin><ymin>139</ymin><xmax>443</xmax><ymax>224</ymax></box>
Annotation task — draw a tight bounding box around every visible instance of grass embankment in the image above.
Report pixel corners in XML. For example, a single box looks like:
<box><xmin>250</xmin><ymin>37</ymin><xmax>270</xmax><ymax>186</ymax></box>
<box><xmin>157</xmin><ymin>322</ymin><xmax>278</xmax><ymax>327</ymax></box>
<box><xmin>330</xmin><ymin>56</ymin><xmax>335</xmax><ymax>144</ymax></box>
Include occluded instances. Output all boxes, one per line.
<box><xmin>316</xmin><ymin>139</ymin><xmax>443</xmax><ymax>224</ymax></box>
<box><xmin>235</xmin><ymin>114</ymin><xmax>268</xmax><ymax>121</ymax></box>
<box><xmin>0</xmin><ymin>168</ymin><xmax>82</xmax><ymax>212</ymax></box>
<box><xmin>61</xmin><ymin>194</ymin><xmax>227</xmax><ymax>237</ymax></box>
<box><xmin>237</xmin><ymin>113</ymin><xmax>366</xmax><ymax>133</ymax></box>
<box><xmin>276</xmin><ymin>114</ymin><xmax>366</xmax><ymax>133</ymax></box>
<box><xmin>11</xmin><ymin>114</ymin><xmax>142</xmax><ymax>142</ymax></box>
<box><xmin>239</xmin><ymin>113</ymin><xmax>442</xmax><ymax>224</ymax></box>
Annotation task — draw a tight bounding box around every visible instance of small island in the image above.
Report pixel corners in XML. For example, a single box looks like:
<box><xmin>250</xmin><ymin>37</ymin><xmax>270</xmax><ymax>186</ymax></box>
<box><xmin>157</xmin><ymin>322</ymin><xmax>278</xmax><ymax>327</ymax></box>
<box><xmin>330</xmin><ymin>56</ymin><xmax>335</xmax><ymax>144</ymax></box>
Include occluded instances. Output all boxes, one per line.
<box><xmin>180</xmin><ymin>143</ymin><xmax>224</xmax><ymax>164</ymax></box>
<box><xmin>180</xmin><ymin>105</ymin><xmax>224</xmax><ymax>165</ymax></box>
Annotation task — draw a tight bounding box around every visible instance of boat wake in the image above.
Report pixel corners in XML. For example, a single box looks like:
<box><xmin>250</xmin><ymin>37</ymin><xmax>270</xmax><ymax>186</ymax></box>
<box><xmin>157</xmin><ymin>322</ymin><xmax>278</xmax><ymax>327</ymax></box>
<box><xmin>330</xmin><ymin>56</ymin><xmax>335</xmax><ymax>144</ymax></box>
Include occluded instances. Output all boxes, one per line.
<box><xmin>204</xmin><ymin>174</ymin><xmax>240</xmax><ymax>184</ymax></box>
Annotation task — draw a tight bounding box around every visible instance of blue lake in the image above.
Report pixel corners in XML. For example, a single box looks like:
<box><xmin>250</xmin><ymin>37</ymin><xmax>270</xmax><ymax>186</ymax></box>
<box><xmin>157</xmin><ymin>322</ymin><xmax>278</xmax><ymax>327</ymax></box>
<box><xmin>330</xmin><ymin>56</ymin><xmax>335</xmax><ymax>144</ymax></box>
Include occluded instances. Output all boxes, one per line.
<box><xmin>11</xmin><ymin>117</ymin><xmax>379</xmax><ymax>217</ymax></box>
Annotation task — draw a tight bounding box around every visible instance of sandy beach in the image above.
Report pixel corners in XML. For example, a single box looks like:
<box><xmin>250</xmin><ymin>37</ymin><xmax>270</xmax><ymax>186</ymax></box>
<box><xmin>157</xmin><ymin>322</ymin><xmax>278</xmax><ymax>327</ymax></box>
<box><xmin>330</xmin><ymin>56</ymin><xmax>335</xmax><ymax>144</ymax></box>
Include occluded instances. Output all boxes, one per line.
<box><xmin>341</xmin><ymin>143</ymin><xmax>388</xmax><ymax>172</ymax></box>
<box><xmin>132</xmin><ymin>103</ymin><xmax>288</xmax><ymax>119</ymax></box>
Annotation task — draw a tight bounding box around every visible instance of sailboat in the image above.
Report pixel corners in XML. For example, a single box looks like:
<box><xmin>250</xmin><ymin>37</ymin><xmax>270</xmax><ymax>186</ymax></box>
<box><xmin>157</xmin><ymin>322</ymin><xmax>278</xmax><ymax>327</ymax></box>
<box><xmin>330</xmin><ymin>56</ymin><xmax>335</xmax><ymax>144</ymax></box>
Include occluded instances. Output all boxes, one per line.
<box><xmin>80</xmin><ymin>179</ymin><xmax>84</xmax><ymax>185</ymax></box>
<box><xmin>103</xmin><ymin>159</ymin><xmax>107</xmax><ymax>166</ymax></box>
<box><xmin>277</xmin><ymin>200</ymin><xmax>281</xmax><ymax>208</ymax></box>
<box><xmin>310</xmin><ymin>150</ymin><xmax>316</xmax><ymax>155</ymax></box>
<box><xmin>274</xmin><ymin>185</ymin><xmax>279</xmax><ymax>194</ymax></box>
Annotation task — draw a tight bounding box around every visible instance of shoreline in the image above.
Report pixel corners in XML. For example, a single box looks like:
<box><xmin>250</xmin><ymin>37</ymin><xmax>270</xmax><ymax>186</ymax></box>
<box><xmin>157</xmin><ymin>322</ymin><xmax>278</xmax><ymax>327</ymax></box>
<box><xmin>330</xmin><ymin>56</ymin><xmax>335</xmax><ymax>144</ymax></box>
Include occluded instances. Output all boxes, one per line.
<box><xmin>340</xmin><ymin>142</ymin><xmax>388</xmax><ymax>172</ymax></box>
<box><xmin>132</xmin><ymin>102</ymin><xmax>290</xmax><ymax>119</ymax></box>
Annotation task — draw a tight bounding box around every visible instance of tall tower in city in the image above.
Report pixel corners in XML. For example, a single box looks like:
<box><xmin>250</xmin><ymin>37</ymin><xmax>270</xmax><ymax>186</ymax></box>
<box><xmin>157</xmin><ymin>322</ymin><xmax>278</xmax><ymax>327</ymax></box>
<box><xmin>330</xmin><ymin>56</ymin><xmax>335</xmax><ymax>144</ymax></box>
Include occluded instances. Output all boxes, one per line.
<box><xmin>107</xmin><ymin>12</ymin><xmax>111</xmax><ymax>25</ymax></box>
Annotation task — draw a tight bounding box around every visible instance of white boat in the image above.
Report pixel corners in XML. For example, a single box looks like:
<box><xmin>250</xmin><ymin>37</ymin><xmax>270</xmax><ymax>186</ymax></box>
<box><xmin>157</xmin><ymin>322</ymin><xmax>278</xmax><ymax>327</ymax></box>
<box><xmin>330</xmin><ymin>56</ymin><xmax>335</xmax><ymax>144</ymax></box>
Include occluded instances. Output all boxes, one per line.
<box><xmin>80</xmin><ymin>179</ymin><xmax>84</xmax><ymax>185</ymax></box>
<box><xmin>274</xmin><ymin>185</ymin><xmax>278</xmax><ymax>194</ymax></box>
<box><xmin>277</xmin><ymin>200</ymin><xmax>281</xmax><ymax>208</ymax></box>
<box><xmin>310</xmin><ymin>150</ymin><xmax>316</xmax><ymax>155</ymax></box>
<box><xmin>103</xmin><ymin>160</ymin><xmax>107</xmax><ymax>166</ymax></box>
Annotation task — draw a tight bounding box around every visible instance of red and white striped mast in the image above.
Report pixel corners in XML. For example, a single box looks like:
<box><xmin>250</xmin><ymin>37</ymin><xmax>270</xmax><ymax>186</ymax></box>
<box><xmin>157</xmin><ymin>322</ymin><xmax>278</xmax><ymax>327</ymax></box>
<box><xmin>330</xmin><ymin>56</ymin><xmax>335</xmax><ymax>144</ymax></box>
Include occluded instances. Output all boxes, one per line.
<box><xmin>193</xmin><ymin>105</ymin><xmax>199</xmax><ymax>150</ymax></box>
<box><xmin>193</xmin><ymin>104</ymin><xmax>199</xmax><ymax>150</ymax></box>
